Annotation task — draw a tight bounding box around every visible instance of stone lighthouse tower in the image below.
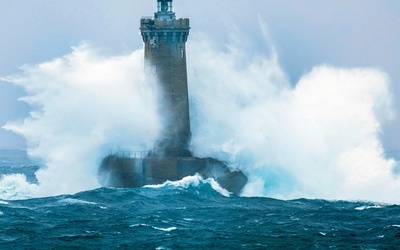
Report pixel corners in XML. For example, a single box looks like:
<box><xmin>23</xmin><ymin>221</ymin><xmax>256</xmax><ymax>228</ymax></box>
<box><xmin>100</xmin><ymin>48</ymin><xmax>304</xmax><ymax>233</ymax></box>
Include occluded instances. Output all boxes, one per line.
<box><xmin>99</xmin><ymin>0</ymin><xmax>247</xmax><ymax>193</ymax></box>
<box><xmin>140</xmin><ymin>0</ymin><xmax>191</xmax><ymax>157</ymax></box>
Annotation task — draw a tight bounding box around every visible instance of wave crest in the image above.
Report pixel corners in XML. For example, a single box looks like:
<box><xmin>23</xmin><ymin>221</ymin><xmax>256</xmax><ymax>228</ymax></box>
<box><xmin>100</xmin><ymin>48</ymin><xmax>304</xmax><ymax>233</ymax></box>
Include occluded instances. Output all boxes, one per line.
<box><xmin>0</xmin><ymin>174</ymin><xmax>38</xmax><ymax>200</ymax></box>
<box><xmin>145</xmin><ymin>174</ymin><xmax>230</xmax><ymax>197</ymax></box>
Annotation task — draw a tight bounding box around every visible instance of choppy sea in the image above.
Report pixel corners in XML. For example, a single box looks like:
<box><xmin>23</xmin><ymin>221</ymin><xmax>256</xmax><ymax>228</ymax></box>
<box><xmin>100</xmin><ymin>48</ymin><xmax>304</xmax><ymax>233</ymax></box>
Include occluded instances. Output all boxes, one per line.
<box><xmin>1</xmin><ymin>150</ymin><xmax>400</xmax><ymax>249</ymax></box>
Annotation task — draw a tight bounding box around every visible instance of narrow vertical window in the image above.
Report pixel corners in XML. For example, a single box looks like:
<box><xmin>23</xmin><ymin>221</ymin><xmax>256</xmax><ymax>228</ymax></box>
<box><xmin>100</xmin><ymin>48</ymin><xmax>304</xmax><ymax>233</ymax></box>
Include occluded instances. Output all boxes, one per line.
<box><xmin>150</xmin><ymin>37</ymin><xmax>157</xmax><ymax>48</ymax></box>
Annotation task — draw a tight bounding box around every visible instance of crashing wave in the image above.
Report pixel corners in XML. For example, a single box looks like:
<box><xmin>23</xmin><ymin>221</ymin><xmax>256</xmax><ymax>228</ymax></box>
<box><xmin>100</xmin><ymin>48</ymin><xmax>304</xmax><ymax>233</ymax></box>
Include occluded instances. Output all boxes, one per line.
<box><xmin>0</xmin><ymin>174</ymin><xmax>38</xmax><ymax>200</ymax></box>
<box><xmin>145</xmin><ymin>174</ymin><xmax>230</xmax><ymax>197</ymax></box>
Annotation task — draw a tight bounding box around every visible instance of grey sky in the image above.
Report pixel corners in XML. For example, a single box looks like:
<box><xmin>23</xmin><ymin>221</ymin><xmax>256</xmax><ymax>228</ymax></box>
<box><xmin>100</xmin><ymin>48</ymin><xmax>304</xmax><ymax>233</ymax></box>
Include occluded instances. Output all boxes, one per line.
<box><xmin>0</xmin><ymin>0</ymin><xmax>399</xmax><ymax>150</ymax></box>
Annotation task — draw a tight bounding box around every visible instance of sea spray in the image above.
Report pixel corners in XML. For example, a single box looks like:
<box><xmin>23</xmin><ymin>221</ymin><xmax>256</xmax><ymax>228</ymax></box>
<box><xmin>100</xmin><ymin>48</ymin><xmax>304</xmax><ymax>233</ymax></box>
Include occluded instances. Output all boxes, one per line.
<box><xmin>1</xmin><ymin>30</ymin><xmax>399</xmax><ymax>203</ymax></box>
<box><xmin>188</xmin><ymin>33</ymin><xmax>399</xmax><ymax>203</ymax></box>
<box><xmin>2</xmin><ymin>44</ymin><xmax>160</xmax><ymax>198</ymax></box>
<box><xmin>0</xmin><ymin>174</ymin><xmax>38</xmax><ymax>200</ymax></box>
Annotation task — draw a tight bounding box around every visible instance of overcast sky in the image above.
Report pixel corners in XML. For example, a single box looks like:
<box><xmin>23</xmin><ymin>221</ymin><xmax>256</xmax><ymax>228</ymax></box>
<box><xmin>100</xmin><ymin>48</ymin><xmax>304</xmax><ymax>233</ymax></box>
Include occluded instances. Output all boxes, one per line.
<box><xmin>0</xmin><ymin>0</ymin><xmax>399</xmax><ymax>150</ymax></box>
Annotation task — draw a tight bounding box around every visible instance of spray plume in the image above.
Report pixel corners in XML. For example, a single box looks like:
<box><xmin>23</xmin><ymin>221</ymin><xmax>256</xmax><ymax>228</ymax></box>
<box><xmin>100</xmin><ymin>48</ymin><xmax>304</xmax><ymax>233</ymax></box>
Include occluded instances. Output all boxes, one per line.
<box><xmin>1</xmin><ymin>27</ymin><xmax>399</xmax><ymax>203</ymax></box>
<box><xmin>188</xmin><ymin>31</ymin><xmax>398</xmax><ymax>203</ymax></box>
<box><xmin>1</xmin><ymin>44</ymin><xmax>160</xmax><ymax>198</ymax></box>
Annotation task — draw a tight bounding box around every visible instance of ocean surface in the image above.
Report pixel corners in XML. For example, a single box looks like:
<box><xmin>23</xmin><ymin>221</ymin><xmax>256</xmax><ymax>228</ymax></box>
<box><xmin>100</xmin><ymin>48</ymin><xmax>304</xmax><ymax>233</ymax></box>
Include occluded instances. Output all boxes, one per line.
<box><xmin>1</xmin><ymin>150</ymin><xmax>400</xmax><ymax>249</ymax></box>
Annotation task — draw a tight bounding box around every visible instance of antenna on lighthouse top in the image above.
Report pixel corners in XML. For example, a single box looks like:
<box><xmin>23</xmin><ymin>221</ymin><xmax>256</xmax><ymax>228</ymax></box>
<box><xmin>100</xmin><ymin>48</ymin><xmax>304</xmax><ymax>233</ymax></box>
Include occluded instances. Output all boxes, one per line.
<box><xmin>155</xmin><ymin>0</ymin><xmax>175</xmax><ymax>20</ymax></box>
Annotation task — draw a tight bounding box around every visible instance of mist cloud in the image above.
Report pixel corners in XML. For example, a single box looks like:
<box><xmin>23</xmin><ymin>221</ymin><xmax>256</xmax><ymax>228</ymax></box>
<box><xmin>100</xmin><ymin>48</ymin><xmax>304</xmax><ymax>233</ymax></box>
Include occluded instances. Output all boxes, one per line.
<box><xmin>1</xmin><ymin>30</ymin><xmax>399</xmax><ymax>203</ymax></box>
<box><xmin>188</xmin><ymin>33</ymin><xmax>398</xmax><ymax>203</ymax></box>
<box><xmin>2</xmin><ymin>44</ymin><xmax>160</xmax><ymax>197</ymax></box>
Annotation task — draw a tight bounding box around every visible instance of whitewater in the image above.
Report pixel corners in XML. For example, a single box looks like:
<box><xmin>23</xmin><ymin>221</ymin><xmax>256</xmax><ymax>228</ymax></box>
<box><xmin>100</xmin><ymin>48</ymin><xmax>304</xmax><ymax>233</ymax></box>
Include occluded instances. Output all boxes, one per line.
<box><xmin>1</xmin><ymin>28</ymin><xmax>399</xmax><ymax>203</ymax></box>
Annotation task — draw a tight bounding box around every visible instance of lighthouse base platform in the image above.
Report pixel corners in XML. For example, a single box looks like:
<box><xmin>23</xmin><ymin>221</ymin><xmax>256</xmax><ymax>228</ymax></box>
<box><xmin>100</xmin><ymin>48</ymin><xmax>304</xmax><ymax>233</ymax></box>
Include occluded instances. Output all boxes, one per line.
<box><xmin>98</xmin><ymin>155</ymin><xmax>248</xmax><ymax>195</ymax></box>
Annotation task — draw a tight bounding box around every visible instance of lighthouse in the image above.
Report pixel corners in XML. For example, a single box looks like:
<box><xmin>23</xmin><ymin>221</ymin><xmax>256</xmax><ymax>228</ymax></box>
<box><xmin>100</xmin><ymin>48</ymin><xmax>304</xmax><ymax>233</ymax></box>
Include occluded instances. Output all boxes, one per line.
<box><xmin>99</xmin><ymin>0</ymin><xmax>248</xmax><ymax>194</ymax></box>
<box><xmin>140</xmin><ymin>0</ymin><xmax>191</xmax><ymax>157</ymax></box>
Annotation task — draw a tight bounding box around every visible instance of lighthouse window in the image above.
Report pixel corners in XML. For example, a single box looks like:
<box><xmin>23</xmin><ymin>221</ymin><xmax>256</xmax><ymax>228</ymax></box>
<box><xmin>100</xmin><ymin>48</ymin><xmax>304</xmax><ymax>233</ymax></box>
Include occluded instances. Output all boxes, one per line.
<box><xmin>181</xmin><ymin>49</ymin><xmax>184</xmax><ymax>58</ymax></box>
<box><xmin>158</xmin><ymin>1</ymin><xmax>173</xmax><ymax>12</ymax></box>
<box><xmin>150</xmin><ymin>37</ymin><xmax>157</xmax><ymax>48</ymax></box>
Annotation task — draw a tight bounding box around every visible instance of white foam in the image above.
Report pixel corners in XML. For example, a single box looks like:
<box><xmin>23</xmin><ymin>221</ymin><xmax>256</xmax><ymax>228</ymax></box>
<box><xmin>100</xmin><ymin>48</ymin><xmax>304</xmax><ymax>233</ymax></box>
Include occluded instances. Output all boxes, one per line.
<box><xmin>153</xmin><ymin>226</ymin><xmax>177</xmax><ymax>232</ymax></box>
<box><xmin>129</xmin><ymin>224</ymin><xmax>147</xmax><ymax>228</ymax></box>
<box><xmin>129</xmin><ymin>224</ymin><xmax>176</xmax><ymax>232</ymax></box>
<box><xmin>355</xmin><ymin>205</ymin><xmax>383</xmax><ymax>211</ymax></box>
<box><xmin>0</xmin><ymin>174</ymin><xmax>38</xmax><ymax>200</ymax></box>
<box><xmin>208</xmin><ymin>178</ymin><xmax>231</xmax><ymax>197</ymax></box>
<box><xmin>145</xmin><ymin>174</ymin><xmax>230</xmax><ymax>197</ymax></box>
<box><xmin>156</xmin><ymin>247</ymin><xmax>170</xmax><ymax>250</ymax></box>
<box><xmin>145</xmin><ymin>174</ymin><xmax>202</xmax><ymax>189</ymax></box>
<box><xmin>58</xmin><ymin>198</ymin><xmax>97</xmax><ymax>205</ymax></box>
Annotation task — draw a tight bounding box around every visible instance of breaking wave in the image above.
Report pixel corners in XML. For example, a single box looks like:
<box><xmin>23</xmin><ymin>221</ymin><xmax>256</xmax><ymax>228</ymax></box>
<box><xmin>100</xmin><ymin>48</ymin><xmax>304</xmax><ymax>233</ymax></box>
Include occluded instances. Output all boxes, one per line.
<box><xmin>145</xmin><ymin>174</ymin><xmax>231</xmax><ymax>197</ymax></box>
<box><xmin>2</xmin><ymin>44</ymin><xmax>160</xmax><ymax>198</ymax></box>
<box><xmin>188</xmin><ymin>32</ymin><xmax>399</xmax><ymax>203</ymax></box>
<box><xmin>0</xmin><ymin>174</ymin><xmax>38</xmax><ymax>200</ymax></box>
<box><xmin>1</xmin><ymin>25</ymin><xmax>399</xmax><ymax>203</ymax></box>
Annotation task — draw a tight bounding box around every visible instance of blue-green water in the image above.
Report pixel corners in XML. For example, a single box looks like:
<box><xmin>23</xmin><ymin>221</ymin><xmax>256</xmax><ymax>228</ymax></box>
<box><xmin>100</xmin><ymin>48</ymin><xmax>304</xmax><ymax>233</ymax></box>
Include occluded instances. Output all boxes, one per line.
<box><xmin>1</xmin><ymin>150</ymin><xmax>400</xmax><ymax>249</ymax></box>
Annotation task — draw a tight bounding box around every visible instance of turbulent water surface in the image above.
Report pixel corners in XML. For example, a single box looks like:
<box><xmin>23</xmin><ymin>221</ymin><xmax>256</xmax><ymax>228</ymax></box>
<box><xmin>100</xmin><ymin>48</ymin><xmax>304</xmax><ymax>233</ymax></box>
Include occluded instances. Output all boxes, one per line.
<box><xmin>1</xmin><ymin>150</ymin><xmax>400</xmax><ymax>249</ymax></box>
